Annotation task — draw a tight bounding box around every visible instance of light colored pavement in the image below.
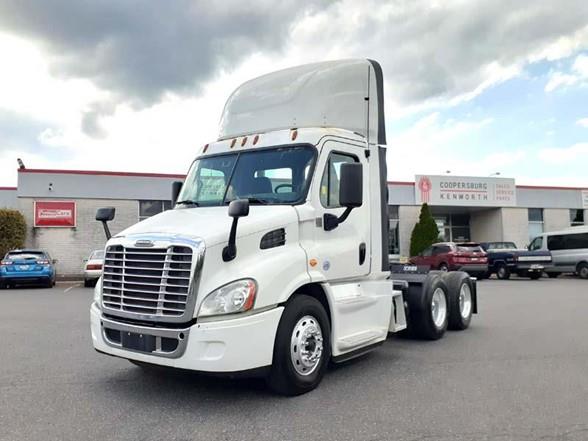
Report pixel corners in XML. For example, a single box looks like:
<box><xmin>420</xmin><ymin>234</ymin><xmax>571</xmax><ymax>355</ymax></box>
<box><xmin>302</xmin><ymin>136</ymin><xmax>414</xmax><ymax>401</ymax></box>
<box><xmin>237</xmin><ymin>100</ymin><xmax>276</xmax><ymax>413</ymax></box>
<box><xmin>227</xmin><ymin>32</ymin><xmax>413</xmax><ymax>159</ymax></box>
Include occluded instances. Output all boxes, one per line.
<box><xmin>0</xmin><ymin>277</ymin><xmax>587</xmax><ymax>441</ymax></box>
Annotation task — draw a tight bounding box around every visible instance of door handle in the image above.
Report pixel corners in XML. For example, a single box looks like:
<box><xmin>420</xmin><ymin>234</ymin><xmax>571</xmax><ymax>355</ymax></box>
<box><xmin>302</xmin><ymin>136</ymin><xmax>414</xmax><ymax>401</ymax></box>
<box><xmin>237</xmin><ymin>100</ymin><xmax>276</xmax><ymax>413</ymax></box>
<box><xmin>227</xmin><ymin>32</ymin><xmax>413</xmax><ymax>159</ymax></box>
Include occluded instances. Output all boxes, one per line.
<box><xmin>359</xmin><ymin>242</ymin><xmax>366</xmax><ymax>265</ymax></box>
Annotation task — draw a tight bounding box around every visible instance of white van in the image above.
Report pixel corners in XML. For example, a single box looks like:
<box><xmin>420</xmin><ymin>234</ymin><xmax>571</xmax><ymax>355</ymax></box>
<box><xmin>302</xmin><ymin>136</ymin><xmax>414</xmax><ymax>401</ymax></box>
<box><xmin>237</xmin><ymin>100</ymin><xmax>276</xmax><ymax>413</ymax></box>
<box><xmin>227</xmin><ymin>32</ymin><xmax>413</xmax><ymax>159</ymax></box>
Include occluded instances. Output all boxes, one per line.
<box><xmin>529</xmin><ymin>226</ymin><xmax>588</xmax><ymax>279</ymax></box>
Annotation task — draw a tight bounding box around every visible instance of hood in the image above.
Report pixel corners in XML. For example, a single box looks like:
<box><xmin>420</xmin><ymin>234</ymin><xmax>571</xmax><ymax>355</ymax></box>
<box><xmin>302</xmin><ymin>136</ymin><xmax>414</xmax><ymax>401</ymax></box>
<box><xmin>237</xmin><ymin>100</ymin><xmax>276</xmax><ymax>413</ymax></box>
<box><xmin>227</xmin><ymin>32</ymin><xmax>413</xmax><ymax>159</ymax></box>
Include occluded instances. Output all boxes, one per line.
<box><xmin>116</xmin><ymin>205</ymin><xmax>299</xmax><ymax>246</ymax></box>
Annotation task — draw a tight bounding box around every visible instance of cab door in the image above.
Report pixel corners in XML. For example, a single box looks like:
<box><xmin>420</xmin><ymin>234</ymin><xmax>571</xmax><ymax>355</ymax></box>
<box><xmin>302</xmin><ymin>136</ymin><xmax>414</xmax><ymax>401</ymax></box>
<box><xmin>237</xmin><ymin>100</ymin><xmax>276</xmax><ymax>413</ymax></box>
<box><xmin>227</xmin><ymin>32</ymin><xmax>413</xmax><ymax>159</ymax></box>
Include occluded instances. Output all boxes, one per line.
<box><xmin>308</xmin><ymin>140</ymin><xmax>370</xmax><ymax>281</ymax></box>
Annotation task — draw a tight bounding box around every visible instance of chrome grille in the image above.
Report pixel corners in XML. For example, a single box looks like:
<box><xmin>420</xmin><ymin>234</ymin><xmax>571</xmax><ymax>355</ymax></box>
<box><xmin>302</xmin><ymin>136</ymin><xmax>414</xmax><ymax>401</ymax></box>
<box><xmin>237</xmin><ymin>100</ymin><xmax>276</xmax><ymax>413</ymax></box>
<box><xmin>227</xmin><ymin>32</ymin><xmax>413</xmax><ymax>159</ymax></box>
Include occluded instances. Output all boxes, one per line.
<box><xmin>102</xmin><ymin>245</ymin><xmax>193</xmax><ymax>318</ymax></box>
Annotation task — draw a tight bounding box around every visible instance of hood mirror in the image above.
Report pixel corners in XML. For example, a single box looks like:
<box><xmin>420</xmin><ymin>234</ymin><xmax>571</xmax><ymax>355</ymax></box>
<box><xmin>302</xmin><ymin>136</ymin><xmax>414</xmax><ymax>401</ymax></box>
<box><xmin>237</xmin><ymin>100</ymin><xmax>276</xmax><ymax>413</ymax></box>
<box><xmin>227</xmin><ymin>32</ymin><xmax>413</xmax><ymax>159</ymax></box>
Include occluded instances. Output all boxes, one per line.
<box><xmin>96</xmin><ymin>207</ymin><xmax>115</xmax><ymax>240</ymax></box>
<box><xmin>223</xmin><ymin>199</ymin><xmax>250</xmax><ymax>262</ymax></box>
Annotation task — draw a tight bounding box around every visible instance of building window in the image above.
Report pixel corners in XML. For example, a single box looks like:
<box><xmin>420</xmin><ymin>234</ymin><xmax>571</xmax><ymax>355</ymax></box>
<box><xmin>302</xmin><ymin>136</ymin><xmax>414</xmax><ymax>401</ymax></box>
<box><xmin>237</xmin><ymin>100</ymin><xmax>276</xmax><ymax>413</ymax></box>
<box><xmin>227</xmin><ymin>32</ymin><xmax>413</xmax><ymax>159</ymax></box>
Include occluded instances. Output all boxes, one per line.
<box><xmin>139</xmin><ymin>200</ymin><xmax>172</xmax><ymax>221</ymax></box>
<box><xmin>433</xmin><ymin>213</ymin><xmax>470</xmax><ymax>242</ymax></box>
<box><xmin>570</xmin><ymin>209</ymin><xmax>585</xmax><ymax>226</ymax></box>
<box><xmin>388</xmin><ymin>206</ymin><xmax>399</xmax><ymax>255</ymax></box>
<box><xmin>528</xmin><ymin>208</ymin><xmax>544</xmax><ymax>243</ymax></box>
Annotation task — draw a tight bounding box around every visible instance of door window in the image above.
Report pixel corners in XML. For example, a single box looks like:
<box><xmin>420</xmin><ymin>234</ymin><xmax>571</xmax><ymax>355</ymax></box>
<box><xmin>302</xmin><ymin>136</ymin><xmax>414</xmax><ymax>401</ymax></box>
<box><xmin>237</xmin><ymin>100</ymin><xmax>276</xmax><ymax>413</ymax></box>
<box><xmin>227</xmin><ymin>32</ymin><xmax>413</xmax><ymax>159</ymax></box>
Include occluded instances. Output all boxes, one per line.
<box><xmin>320</xmin><ymin>152</ymin><xmax>358</xmax><ymax>208</ymax></box>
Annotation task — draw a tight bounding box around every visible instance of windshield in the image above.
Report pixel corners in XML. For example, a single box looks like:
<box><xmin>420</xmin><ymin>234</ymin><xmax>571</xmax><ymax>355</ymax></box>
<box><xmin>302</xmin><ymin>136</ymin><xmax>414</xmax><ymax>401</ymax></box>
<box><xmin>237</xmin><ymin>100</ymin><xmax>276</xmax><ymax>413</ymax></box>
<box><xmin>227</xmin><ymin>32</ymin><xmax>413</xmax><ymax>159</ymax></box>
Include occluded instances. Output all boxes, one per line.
<box><xmin>6</xmin><ymin>252</ymin><xmax>46</xmax><ymax>261</ymax></box>
<box><xmin>90</xmin><ymin>250</ymin><xmax>105</xmax><ymax>260</ymax></box>
<box><xmin>457</xmin><ymin>244</ymin><xmax>483</xmax><ymax>253</ymax></box>
<box><xmin>177</xmin><ymin>146</ymin><xmax>316</xmax><ymax>206</ymax></box>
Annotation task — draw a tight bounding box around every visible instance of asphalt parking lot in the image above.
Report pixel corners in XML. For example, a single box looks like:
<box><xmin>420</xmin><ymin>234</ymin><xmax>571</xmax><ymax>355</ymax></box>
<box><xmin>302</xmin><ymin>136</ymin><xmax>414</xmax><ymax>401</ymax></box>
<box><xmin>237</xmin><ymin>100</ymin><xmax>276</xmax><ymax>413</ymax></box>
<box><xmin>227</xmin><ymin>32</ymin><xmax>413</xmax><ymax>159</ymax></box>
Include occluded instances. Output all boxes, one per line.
<box><xmin>1</xmin><ymin>277</ymin><xmax>587</xmax><ymax>441</ymax></box>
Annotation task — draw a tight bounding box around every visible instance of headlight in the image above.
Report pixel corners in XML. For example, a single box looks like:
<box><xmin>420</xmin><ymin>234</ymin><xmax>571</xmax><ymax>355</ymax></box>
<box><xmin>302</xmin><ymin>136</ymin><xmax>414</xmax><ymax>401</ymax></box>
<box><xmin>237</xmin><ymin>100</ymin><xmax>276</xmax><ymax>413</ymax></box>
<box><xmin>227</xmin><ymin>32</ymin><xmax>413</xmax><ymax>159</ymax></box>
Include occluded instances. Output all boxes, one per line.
<box><xmin>93</xmin><ymin>277</ymin><xmax>102</xmax><ymax>308</ymax></box>
<box><xmin>199</xmin><ymin>279</ymin><xmax>257</xmax><ymax>317</ymax></box>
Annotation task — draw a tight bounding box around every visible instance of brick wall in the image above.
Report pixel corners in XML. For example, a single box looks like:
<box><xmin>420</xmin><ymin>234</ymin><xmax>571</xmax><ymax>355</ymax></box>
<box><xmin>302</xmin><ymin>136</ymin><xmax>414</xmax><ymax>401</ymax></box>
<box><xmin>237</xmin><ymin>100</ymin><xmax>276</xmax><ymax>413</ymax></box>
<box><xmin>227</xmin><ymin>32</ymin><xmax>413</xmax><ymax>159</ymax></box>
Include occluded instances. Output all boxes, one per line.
<box><xmin>19</xmin><ymin>198</ymin><xmax>139</xmax><ymax>278</ymax></box>
<box><xmin>470</xmin><ymin>209</ymin><xmax>503</xmax><ymax>242</ymax></box>
<box><xmin>501</xmin><ymin>208</ymin><xmax>529</xmax><ymax>248</ymax></box>
<box><xmin>398</xmin><ymin>205</ymin><xmax>421</xmax><ymax>257</ymax></box>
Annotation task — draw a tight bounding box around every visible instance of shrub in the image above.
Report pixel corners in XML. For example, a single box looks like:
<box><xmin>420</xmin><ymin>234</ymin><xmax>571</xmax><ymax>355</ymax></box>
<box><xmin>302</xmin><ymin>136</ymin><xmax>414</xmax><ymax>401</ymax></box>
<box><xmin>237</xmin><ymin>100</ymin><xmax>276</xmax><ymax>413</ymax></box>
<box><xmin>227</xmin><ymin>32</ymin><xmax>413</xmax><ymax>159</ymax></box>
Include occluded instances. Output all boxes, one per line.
<box><xmin>409</xmin><ymin>203</ymin><xmax>439</xmax><ymax>256</ymax></box>
<box><xmin>0</xmin><ymin>209</ymin><xmax>26</xmax><ymax>258</ymax></box>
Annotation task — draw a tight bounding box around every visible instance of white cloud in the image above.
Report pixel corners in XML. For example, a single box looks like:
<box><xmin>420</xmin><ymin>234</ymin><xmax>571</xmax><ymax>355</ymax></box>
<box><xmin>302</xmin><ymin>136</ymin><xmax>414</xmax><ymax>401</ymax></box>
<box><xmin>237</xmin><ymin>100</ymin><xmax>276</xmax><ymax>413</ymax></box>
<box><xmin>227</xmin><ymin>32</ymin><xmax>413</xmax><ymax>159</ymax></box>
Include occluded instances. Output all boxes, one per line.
<box><xmin>537</xmin><ymin>143</ymin><xmax>588</xmax><ymax>164</ymax></box>
<box><xmin>545</xmin><ymin>53</ymin><xmax>588</xmax><ymax>92</ymax></box>
<box><xmin>577</xmin><ymin>118</ymin><xmax>588</xmax><ymax>127</ymax></box>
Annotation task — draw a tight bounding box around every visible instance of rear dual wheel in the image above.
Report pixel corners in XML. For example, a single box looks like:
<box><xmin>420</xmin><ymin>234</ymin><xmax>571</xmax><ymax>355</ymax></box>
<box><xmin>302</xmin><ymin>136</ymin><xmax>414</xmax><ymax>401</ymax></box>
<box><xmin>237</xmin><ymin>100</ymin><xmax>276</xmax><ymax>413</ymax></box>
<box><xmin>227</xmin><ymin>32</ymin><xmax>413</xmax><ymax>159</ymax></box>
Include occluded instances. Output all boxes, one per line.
<box><xmin>411</xmin><ymin>275</ymin><xmax>449</xmax><ymax>340</ymax></box>
<box><xmin>444</xmin><ymin>272</ymin><xmax>474</xmax><ymax>330</ymax></box>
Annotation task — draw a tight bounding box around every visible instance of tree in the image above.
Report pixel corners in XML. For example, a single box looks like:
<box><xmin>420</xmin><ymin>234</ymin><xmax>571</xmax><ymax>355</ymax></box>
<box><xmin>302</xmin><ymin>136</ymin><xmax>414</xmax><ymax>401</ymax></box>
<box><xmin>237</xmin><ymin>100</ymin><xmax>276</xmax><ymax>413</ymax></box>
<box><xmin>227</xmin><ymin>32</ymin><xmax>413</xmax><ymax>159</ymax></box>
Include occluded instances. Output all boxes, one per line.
<box><xmin>409</xmin><ymin>203</ymin><xmax>439</xmax><ymax>256</ymax></box>
<box><xmin>0</xmin><ymin>209</ymin><xmax>27</xmax><ymax>258</ymax></box>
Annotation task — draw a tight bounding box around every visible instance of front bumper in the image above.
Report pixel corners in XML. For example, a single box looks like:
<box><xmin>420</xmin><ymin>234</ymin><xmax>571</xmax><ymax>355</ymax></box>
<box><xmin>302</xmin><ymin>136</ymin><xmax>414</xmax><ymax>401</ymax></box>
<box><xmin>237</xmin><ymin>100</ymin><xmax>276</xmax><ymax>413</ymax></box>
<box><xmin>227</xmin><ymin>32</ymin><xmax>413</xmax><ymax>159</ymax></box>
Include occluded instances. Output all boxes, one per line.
<box><xmin>91</xmin><ymin>303</ymin><xmax>283</xmax><ymax>373</ymax></box>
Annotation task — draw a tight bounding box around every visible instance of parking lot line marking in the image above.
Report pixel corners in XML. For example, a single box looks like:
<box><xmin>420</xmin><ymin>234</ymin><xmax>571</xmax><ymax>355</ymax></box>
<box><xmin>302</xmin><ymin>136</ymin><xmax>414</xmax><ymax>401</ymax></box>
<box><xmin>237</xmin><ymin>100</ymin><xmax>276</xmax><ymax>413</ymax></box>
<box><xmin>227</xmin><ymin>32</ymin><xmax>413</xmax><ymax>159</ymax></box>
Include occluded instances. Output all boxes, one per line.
<box><xmin>64</xmin><ymin>284</ymin><xmax>80</xmax><ymax>293</ymax></box>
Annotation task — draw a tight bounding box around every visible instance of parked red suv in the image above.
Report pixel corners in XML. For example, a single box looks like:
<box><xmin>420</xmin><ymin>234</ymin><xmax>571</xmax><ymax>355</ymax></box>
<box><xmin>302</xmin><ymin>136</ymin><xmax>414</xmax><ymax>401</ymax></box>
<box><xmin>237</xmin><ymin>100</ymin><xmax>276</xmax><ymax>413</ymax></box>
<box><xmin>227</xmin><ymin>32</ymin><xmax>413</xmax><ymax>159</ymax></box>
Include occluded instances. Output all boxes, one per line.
<box><xmin>410</xmin><ymin>242</ymin><xmax>488</xmax><ymax>277</ymax></box>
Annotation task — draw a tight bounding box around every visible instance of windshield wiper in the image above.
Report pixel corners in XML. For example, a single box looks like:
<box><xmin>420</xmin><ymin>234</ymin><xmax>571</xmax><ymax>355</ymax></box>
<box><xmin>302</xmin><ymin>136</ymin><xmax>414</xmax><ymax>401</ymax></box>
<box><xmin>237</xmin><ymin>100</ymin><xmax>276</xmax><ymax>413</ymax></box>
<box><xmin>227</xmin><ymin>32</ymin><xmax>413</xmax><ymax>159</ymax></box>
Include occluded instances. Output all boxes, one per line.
<box><xmin>176</xmin><ymin>200</ymin><xmax>200</xmax><ymax>206</ymax></box>
<box><xmin>245</xmin><ymin>197</ymin><xmax>272</xmax><ymax>205</ymax></box>
<box><xmin>224</xmin><ymin>197</ymin><xmax>272</xmax><ymax>205</ymax></box>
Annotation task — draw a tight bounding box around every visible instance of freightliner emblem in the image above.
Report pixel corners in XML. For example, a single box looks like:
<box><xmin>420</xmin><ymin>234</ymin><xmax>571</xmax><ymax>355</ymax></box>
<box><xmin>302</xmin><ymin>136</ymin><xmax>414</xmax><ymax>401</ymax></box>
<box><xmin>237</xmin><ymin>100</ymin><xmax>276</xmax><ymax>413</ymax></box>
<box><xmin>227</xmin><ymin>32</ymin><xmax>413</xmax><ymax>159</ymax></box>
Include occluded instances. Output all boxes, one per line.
<box><xmin>134</xmin><ymin>240</ymin><xmax>154</xmax><ymax>247</ymax></box>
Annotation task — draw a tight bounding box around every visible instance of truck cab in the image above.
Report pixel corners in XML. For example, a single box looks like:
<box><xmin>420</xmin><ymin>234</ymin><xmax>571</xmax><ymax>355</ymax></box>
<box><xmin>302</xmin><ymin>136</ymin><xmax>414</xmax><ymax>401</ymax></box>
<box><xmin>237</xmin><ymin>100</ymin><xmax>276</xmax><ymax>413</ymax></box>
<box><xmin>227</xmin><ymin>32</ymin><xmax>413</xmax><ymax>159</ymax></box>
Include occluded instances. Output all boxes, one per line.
<box><xmin>91</xmin><ymin>60</ymin><xmax>477</xmax><ymax>395</ymax></box>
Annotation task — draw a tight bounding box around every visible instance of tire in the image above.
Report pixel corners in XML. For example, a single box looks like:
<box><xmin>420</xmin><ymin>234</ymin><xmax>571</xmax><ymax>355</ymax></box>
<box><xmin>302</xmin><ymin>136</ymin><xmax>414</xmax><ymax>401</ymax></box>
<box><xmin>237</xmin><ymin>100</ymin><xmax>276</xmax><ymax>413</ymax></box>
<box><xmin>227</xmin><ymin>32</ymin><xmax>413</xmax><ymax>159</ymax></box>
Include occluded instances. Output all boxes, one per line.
<box><xmin>411</xmin><ymin>275</ymin><xmax>449</xmax><ymax>340</ymax></box>
<box><xmin>0</xmin><ymin>281</ymin><xmax>5</xmax><ymax>289</ymax></box>
<box><xmin>528</xmin><ymin>272</ymin><xmax>542</xmax><ymax>280</ymax></box>
<box><xmin>438</xmin><ymin>263</ymin><xmax>449</xmax><ymax>272</ymax></box>
<box><xmin>496</xmin><ymin>263</ymin><xmax>510</xmax><ymax>280</ymax></box>
<box><xmin>267</xmin><ymin>295</ymin><xmax>331</xmax><ymax>396</ymax></box>
<box><xmin>443</xmin><ymin>272</ymin><xmax>474</xmax><ymax>331</ymax></box>
<box><xmin>546</xmin><ymin>272</ymin><xmax>559</xmax><ymax>279</ymax></box>
<box><xmin>577</xmin><ymin>262</ymin><xmax>588</xmax><ymax>280</ymax></box>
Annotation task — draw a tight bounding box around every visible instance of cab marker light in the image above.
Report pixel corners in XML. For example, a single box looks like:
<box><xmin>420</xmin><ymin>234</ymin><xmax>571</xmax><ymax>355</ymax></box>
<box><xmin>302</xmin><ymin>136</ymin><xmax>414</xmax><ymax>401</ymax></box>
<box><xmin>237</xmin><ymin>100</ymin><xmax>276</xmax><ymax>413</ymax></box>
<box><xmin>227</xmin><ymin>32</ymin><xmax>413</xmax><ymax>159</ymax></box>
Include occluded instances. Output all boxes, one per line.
<box><xmin>241</xmin><ymin>136</ymin><xmax>248</xmax><ymax>147</ymax></box>
<box><xmin>203</xmin><ymin>143</ymin><xmax>209</xmax><ymax>153</ymax></box>
<box><xmin>230</xmin><ymin>139</ymin><xmax>237</xmax><ymax>148</ymax></box>
<box><xmin>291</xmin><ymin>129</ymin><xmax>298</xmax><ymax>141</ymax></box>
<box><xmin>253</xmin><ymin>134</ymin><xmax>260</xmax><ymax>145</ymax></box>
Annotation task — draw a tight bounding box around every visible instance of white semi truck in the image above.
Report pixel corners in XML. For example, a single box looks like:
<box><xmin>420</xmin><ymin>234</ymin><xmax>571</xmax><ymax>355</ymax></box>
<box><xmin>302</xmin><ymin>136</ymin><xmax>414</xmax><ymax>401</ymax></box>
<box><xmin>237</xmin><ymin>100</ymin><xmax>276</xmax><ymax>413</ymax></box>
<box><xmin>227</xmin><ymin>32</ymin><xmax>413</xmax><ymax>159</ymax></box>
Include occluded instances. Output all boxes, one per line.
<box><xmin>91</xmin><ymin>59</ymin><xmax>477</xmax><ymax>395</ymax></box>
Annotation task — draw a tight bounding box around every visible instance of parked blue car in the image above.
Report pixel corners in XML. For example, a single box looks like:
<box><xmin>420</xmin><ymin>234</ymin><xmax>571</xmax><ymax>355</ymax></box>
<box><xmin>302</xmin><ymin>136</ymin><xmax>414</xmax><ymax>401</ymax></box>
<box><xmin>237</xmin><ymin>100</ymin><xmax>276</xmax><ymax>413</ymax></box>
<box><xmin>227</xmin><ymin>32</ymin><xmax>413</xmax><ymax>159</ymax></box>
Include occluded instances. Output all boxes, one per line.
<box><xmin>0</xmin><ymin>249</ymin><xmax>56</xmax><ymax>288</ymax></box>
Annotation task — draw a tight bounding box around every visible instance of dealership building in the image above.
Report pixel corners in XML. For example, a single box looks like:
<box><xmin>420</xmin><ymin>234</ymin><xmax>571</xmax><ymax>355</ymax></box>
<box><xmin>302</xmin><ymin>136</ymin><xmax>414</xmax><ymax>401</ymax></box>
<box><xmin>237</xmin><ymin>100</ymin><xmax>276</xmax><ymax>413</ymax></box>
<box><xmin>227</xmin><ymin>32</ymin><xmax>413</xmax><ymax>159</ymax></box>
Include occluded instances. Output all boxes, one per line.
<box><xmin>1</xmin><ymin>168</ymin><xmax>587</xmax><ymax>277</ymax></box>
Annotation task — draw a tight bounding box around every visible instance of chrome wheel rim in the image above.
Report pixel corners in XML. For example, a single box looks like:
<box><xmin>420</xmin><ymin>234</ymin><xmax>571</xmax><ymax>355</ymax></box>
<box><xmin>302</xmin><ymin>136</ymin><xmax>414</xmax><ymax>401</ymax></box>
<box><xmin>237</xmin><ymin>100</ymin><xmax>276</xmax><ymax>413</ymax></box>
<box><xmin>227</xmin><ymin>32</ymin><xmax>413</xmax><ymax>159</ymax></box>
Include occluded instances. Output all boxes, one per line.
<box><xmin>290</xmin><ymin>315</ymin><xmax>323</xmax><ymax>376</ymax></box>
<box><xmin>459</xmin><ymin>283</ymin><xmax>472</xmax><ymax>319</ymax></box>
<box><xmin>431</xmin><ymin>288</ymin><xmax>447</xmax><ymax>329</ymax></box>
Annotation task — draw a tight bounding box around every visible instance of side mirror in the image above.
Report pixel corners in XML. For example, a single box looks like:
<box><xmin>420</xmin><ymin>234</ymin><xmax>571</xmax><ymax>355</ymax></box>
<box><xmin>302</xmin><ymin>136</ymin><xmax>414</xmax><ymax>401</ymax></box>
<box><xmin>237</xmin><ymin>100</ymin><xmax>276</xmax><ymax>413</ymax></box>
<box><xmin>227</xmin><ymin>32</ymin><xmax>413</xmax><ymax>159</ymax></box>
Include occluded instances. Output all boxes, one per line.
<box><xmin>228</xmin><ymin>199</ymin><xmax>250</xmax><ymax>218</ymax></box>
<box><xmin>171</xmin><ymin>181</ymin><xmax>183</xmax><ymax>206</ymax></box>
<box><xmin>96</xmin><ymin>207</ymin><xmax>115</xmax><ymax>240</ymax></box>
<box><xmin>339</xmin><ymin>162</ymin><xmax>363</xmax><ymax>208</ymax></box>
<box><xmin>324</xmin><ymin>163</ymin><xmax>363</xmax><ymax>231</ymax></box>
<box><xmin>223</xmin><ymin>199</ymin><xmax>250</xmax><ymax>262</ymax></box>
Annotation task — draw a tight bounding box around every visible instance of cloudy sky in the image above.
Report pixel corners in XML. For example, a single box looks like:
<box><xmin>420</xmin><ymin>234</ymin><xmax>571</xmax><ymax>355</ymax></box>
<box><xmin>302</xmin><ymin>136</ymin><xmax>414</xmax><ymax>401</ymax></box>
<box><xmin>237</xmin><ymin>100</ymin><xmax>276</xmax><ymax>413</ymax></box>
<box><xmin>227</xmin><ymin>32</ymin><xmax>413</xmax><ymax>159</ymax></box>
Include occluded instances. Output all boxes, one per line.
<box><xmin>1</xmin><ymin>0</ymin><xmax>587</xmax><ymax>187</ymax></box>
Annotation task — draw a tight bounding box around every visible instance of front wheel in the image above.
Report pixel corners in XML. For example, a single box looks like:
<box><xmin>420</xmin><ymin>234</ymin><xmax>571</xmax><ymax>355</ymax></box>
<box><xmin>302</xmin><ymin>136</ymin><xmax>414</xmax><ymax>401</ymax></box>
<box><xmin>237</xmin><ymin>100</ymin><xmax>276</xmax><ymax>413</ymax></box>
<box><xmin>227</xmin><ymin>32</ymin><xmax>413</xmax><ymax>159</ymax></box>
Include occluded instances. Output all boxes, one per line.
<box><xmin>267</xmin><ymin>295</ymin><xmax>331</xmax><ymax>396</ymax></box>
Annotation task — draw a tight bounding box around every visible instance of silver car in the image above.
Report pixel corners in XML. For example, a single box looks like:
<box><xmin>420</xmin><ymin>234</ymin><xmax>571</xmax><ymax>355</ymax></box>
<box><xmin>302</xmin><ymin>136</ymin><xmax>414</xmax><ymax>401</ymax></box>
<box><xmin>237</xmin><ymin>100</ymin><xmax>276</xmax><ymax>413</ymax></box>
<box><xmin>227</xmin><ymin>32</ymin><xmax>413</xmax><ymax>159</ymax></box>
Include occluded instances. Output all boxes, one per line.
<box><xmin>84</xmin><ymin>250</ymin><xmax>105</xmax><ymax>287</ymax></box>
<box><xmin>529</xmin><ymin>226</ymin><xmax>588</xmax><ymax>279</ymax></box>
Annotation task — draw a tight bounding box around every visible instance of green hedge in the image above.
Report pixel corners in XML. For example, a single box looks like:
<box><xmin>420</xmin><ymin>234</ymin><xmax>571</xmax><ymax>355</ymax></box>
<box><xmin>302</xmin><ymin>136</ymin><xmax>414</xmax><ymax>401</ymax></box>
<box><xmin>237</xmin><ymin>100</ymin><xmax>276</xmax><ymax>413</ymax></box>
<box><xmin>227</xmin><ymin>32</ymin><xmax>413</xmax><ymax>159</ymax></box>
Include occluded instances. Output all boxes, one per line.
<box><xmin>409</xmin><ymin>203</ymin><xmax>439</xmax><ymax>256</ymax></box>
<box><xmin>0</xmin><ymin>209</ymin><xmax>26</xmax><ymax>258</ymax></box>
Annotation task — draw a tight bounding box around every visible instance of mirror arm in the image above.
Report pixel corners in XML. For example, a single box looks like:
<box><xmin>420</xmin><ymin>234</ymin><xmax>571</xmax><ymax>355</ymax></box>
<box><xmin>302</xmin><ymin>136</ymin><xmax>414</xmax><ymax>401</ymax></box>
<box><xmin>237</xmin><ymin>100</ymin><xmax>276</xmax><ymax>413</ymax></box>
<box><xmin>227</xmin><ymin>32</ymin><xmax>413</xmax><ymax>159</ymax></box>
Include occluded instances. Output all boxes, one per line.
<box><xmin>101</xmin><ymin>222</ymin><xmax>112</xmax><ymax>240</ymax></box>
<box><xmin>323</xmin><ymin>207</ymin><xmax>353</xmax><ymax>231</ymax></box>
<box><xmin>222</xmin><ymin>218</ymin><xmax>239</xmax><ymax>262</ymax></box>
